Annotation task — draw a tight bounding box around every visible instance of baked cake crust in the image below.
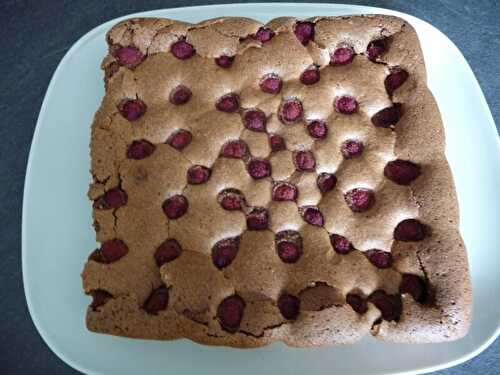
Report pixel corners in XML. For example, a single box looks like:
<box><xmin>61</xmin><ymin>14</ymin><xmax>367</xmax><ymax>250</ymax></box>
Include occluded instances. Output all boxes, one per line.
<box><xmin>82</xmin><ymin>15</ymin><xmax>472</xmax><ymax>347</ymax></box>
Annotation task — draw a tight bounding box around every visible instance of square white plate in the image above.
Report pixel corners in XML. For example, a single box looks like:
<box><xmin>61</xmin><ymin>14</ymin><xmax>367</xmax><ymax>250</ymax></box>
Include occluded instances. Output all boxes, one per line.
<box><xmin>23</xmin><ymin>3</ymin><xmax>500</xmax><ymax>375</ymax></box>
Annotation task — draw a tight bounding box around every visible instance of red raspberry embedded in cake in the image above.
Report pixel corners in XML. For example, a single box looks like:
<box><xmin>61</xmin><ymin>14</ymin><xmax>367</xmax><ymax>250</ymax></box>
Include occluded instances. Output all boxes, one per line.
<box><xmin>394</xmin><ymin>219</ymin><xmax>426</xmax><ymax>241</ymax></box>
<box><xmin>273</xmin><ymin>182</ymin><xmax>298</xmax><ymax>201</ymax></box>
<box><xmin>278</xmin><ymin>293</ymin><xmax>301</xmax><ymax>320</ymax></box>
<box><xmin>217</xmin><ymin>295</ymin><xmax>245</xmax><ymax>332</ymax></box>
<box><xmin>330</xmin><ymin>44</ymin><xmax>355</xmax><ymax>65</ymax></box>
<box><xmin>169</xmin><ymin>85</ymin><xmax>192</xmax><ymax>105</ymax></box>
<box><xmin>365</xmin><ymin>249</ymin><xmax>393</xmax><ymax>269</ymax></box>
<box><xmin>143</xmin><ymin>285</ymin><xmax>169</xmax><ymax>315</ymax></box>
<box><xmin>269</xmin><ymin>134</ymin><xmax>286</xmax><ymax>152</ymax></box>
<box><xmin>300</xmin><ymin>65</ymin><xmax>320</xmax><ymax>85</ymax></box>
<box><xmin>90</xmin><ymin>290</ymin><xmax>113</xmax><ymax>311</ymax></box>
<box><xmin>162</xmin><ymin>195</ymin><xmax>188</xmax><ymax>219</ymax></box>
<box><xmin>221</xmin><ymin>140</ymin><xmax>248</xmax><ymax>159</ymax></box>
<box><xmin>335</xmin><ymin>96</ymin><xmax>358</xmax><ymax>115</ymax></box>
<box><xmin>294</xmin><ymin>150</ymin><xmax>316</xmax><ymax>171</ymax></box>
<box><xmin>366</xmin><ymin>38</ymin><xmax>387</xmax><ymax>62</ymax></box>
<box><xmin>212</xmin><ymin>237</ymin><xmax>240</xmax><ymax>269</ymax></box>
<box><xmin>254</xmin><ymin>27</ymin><xmax>275</xmax><ymax>43</ymax></box>
<box><xmin>400</xmin><ymin>274</ymin><xmax>428</xmax><ymax>303</ymax></box>
<box><xmin>154</xmin><ymin>239</ymin><xmax>182</xmax><ymax>267</ymax></box>
<box><xmin>276</xmin><ymin>230</ymin><xmax>303</xmax><ymax>263</ymax></box>
<box><xmin>246</xmin><ymin>207</ymin><xmax>269</xmax><ymax>230</ymax></box>
<box><xmin>259</xmin><ymin>73</ymin><xmax>282</xmax><ymax>94</ymax></box>
<box><xmin>307</xmin><ymin>119</ymin><xmax>328</xmax><ymax>139</ymax></box>
<box><xmin>301</xmin><ymin>206</ymin><xmax>324</xmax><ymax>226</ymax></box>
<box><xmin>215</xmin><ymin>55</ymin><xmax>234</xmax><ymax>68</ymax></box>
<box><xmin>114</xmin><ymin>46</ymin><xmax>144</xmax><ymax>69</ymax></box>
<box><xmin>368</xmin><ymin>290</ymin><xmax>402</xmax><ymax>322</ymax></box>
<box><xmin>100</xmin><ymin>239</ymin><xmax>129</xmax><ymax>263</ymax></box>
<box><xmin>294</xmin><ymin>21</ymin><xmax>315</xmax><ymax>45</ymax></box>
<box><xmin>384</xmin><ymin>159</ymin><xmax>421</xmax><ymax>185</ymax></box>
<box><xmin>127</xmin><ymin>139</ymin><xmax>155</xmax><ymax>160</ymax></box>
<box><xmin>187</xmin><ymin>165</ymin><xmax>211</xmax><ymax>185</ymax></box>
<box><xmin>344</xmin><ymin>188</ymin><xmax>375</xmax><ymax>212</ymax></box>
<box><xmin>170</xmin><ymin>38</ymin><xmax>195</xmax><ymax>59</ymax></box>
<box><xmin>118</xmin><ymin>99</ymin><xmax>147</xmax><ymax>121</ymax></box>
<box><xmin>167</xmin><ymin>129</ymin><xmax>192</xmax><ymax>150</ymax></box>
<box><xmin>93</xmin><ymin>188</ymin><xmax>128</xmax><ymax>209</ymax></box>
<box><xmin>346</xmin><ymin>293</ymin><xmax>368</xmax><ymax>314</ymax></box>
<box><xmin>330</xmin><ymin>234</ymin><xmax>353</xmax><ymax>254</ymax></box>
<box><xmin>341</xmin><ymin>139</ymin><xmax>364</xmax><ymax>158</ymax></box>
<box><xmin>371</xmin><ymin>104</ymin><xmax>402</xmax><ymax>127</ymax></box>
<box><xmin>385</xmin><ymin>67</ymin><xmax>409</xmax><ymax>95</ymax></box>
<box><xmin>215</xmin><ymin>93</ymin><xmax>240</xmax><ymax>112</ymax></box>
<box><xmin>247</xmin><ymin>158</ymin><xmax>271</xmax><ymax>179</ymax></box>
<box><xmin>242</xmin><ymin>109</ymin><xmax>267</xmax><ymax>132</ymax></box>
<box><xmin>317</xmin><ymin>173</ymin><xmax>337</xmax><ymax>193</ymax></box>
<box><xmin>218</xmin><ymin>189</ymin><xmax>245</xmax><ymax>211</ymax></box>
<box><xmin>279</xmin><ymin>98</ymin><xmax>303</xmax><ymax>124</ymax></box>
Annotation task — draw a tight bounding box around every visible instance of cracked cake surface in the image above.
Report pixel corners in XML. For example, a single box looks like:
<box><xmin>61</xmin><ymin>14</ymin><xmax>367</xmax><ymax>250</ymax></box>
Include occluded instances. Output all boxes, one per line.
<box><xmin>82</xmin><ymin>14</ymin><xmax>472</xmax><ymax>347</ymax></box>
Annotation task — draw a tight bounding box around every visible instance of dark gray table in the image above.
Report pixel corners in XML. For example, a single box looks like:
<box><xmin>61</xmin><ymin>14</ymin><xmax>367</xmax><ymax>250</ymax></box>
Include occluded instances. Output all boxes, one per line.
<box><xmin>1</xmin><ymin>1</ymin><xmax>498</xmax><ymax>374</ymax></box>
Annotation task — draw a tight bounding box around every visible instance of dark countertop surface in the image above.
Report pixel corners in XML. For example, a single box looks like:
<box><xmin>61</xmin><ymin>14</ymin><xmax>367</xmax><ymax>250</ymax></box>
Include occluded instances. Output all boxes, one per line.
<box><xmin>1</xmin><ymin>1</ymin><xmax>498</xmax><ymax>374</ymax></box>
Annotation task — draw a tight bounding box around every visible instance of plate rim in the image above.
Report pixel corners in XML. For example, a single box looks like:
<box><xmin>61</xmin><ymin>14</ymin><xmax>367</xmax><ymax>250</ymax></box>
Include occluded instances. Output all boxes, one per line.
<box><xmin>22</xmin><ymin>3</ymin><xmax>500</xmax><ymax>375</ymax></box>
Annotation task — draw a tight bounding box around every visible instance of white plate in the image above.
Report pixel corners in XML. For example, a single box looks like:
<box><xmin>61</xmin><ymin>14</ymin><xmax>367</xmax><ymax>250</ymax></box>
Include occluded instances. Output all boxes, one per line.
<box><xmin>23</xmin><ymin>3</ymin><xmax>500</xmax><ymax>375</ymax></box>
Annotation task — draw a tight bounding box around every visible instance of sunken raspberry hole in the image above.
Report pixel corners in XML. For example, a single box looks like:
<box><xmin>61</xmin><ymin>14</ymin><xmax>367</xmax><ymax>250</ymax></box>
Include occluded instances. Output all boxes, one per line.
<box><xmin>254</xmin><ymin>27</ymin><xmax>275</xmax><ymax>43</ymax></box>
<box><xmin>217</xmin><ymin>295</ymin><xmax>245</xmax><ymax>332</ymax></box>
<box><xmin>301</xmin><ymin>206</ymin><xmax>324</xmax><ymax>226</ymax></box>
<box><xmin>317</xmin><ymin>173</ymin><xmax>337</xmax><ymax>193</ymax></box>
<box><xmin>307</xmin><ymin>119</ymin><xmax>328</xmax><ymax>139</ymax></box>
<box><xmin>346</xmin><ymin>293</ymin><xmax>367</xmax><ymax>314</ymax></box>
<box><xmin>89</xmin><ymin>239</ymin><xmax>128</xmax><ymax>263</ymax></box>
<box><xmin>215</xmin><ymin>93</ymin><xmax>240</xmax><ymax>112</ymax></box>
<box><xmin>167</xmin><ymin>129</ymin><xmax>192</xmax><ymax>150</ymax></box>
<box><xmin>143</xmin><ymin>285</ymin><xmax>169</xmax><ymax>315</ymax></box>
<box><xmin>273</xmin><ymin>182</ymin><xmax>298</xmax><ymax>201</ymax></box>
<box><xmin>394</xmin><ymin>219</ymin><xmax>426</xmax><ymax>241</ymax></box>
<box><xmin>294</xmin><ymin>21</ymin><xmax>315</xmax><ymax>45</ymax></box>
<box><xmin>170</xmin><ymin>38</ymin><xmax>195</xmax><ymax>59</ymax></box>
<box><xmin>335</xmin><ymin>96</ymin><xmax>358</xmax><ymax>115</ymax></box>
<box><xmin>341</xmin><ymin>139</ymin><xmax>364</xmax><ymax>159</ymax></box>
<box><xmin>365</xmin><ymin>249</ymin><xmax>393</xmax><ymax>269</ymax></box>
<box><xmin>279</xmin><ymin>98</ymin><xmax>303</xmax><ymax>124</ymax></box>
<box><xmin>127</xmin><ymin>140</ymin><xmax>155</xmax><ymax>160</ymax></box>
<box><xmin>344</xmin><ymin>188</ymin><xmax>375</xmax><ymax>212</ymax></box>
<box><xmin>217</xmin><ymin>188</ymin><xmax>245</xmax><ymax>211</ymax></box>
<box><xmin>215</xmin><ymin>55</ymin><xmax>234</xmax><ymax>68</ymax></box>
<box><xmin>187</xmin><ymin>165</ymin><xmax>211</xmax><ymax>185</ymax></box>
<box><xmin>242</xmin><ymin>109</ymin><xmax>267</xmax><ymax>132</ymax></box>
<box><xmin>90</xmin><ymin>289</ymin><xmax>113</xmax><ymax>311</ymax></box>
<box><xmin>212</xmin><ymin>237</ymin><xmax>240</xmax><ymax>269</ymax></box>
<box><xmin>384</xmin><ymin>159</ymin><xmax>421</xmax><ymax>185</ymax></box>
<box><xmin>154</xmin><ymin>239</ymin><xmax>182</xmax><ymax>267</ymax></box>
<box><xmin>330</xmin><ymin>44</ymin><xmax>355</xmax><ymax>65</ymax></box>
<box><xmin>366</xmin><ymin>38</ymin><xmax>388</xmax><ymax>62</ymax></box>
<box><xmin>300</xmin><ymin>65</ymin><xmax>320</xmax><ymax>85</ymax></box>
<box><xmin>169</xmin><ymin>85</ymin><xmax>192</xmax><ymax>105</ymax></box>
<box><xmin>162</xmin><ymin>195</ymin><xmax>188</xmax><ymax>219</ymax></box>
<box><xmin>275</xmin><ymin>230</ymin><xmax>303</xmax><ymax>263</ymax></box>
<box><xmin>278</xmin><ymin>293</ymin><xmax>301</xmax><ymax>320</ymax></box>
<box><xmin>330</xmin><ymin>234</ymin><xmax>353</xmax><ymax>254</ymax></box>
<box><xmin>294</xmin><ymin>150</ymin><xmax>316</xmax><ymax>171</ymax></box>
<box><xmin>368</xmin><ymin>290</ymin><xmax>402</xmax><ymax>322</ymax></box>
<box><xmin>400</xmin><ymin>274</ymin><xmax>428</xmax><ymax>303</ymax></box>
<box><xmin>93</xmin><ymin>188</ymin><xmax>128</xmax><ymax>210</ymax></box>
<box><xmin>113</xmin><ymin>46</ymin><xmax>144</xmax><ymax>69</ymax></box>
<box><xmin>221</xmin><ymin>140</ymin><xmax>248</xmax><ymax>159</ymax></box>
<box><xmin>371</xmin><ymin>104</ymin><xmax>402</xmax><ymax>127</ymax></box>
<box><xmin>269</xmin><ymin>134</ymin><xmax>286</xmax><ymax>152</ymax></box>
<box><xmin>118</xmin><ymin>98</ymin><xmax>147</xmax><ymax>121</ymax></box>
<box><xmin>259</xmin><ymin>73</ymin><xmax>282</xmax><ymax>94</ymax></box>
<box><xmin>247</xmin><ymin>158</ymin><xmax>271</xmax><ymax>179</ymax></box>
<box><xmin>385</xmin><ymin>67</ymin><xmax>409</xmax><ymax>95</ymax></box>
<box><xmin>246</xmin><ymin>207</ymin><xmax>269</xmax><ymax>230</ymax></box>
